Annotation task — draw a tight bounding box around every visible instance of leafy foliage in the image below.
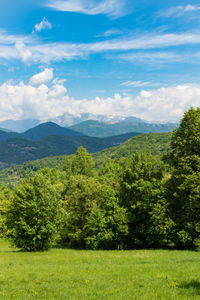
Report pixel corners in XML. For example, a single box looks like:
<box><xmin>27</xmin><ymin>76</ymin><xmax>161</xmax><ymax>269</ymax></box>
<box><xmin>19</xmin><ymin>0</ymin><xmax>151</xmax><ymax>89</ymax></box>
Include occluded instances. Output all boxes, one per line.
<box><xmin>166</xmin><ymin>107</ymin><xmax>200</xmax><ymax>248</ymax></box>
<box><xmin>61</xmin><ymin>174</ymin><xmax>128</xmax><ymax>249</ymax></box>
<box><xmin>119</xmin><ymin>152</ymin><xmax>173</xmax><ymax>248</ymax></box>
<box><xmin>61</xmin><ymin>175</ymin><xmax>106</xmax><ymax>248</ymax></box>
<box><xmin>0</xmin><ymin>186</ymin><xmax>13</xmax><ymax>237</ymax></box>
<box><xmin>6</xmin><ymin>170</ymin><xmax>63</xmax><ymax>251</ymax></box>
<box><xmin>94</xmin><ymin>132</ymin><xmax>171</xmax><ymax>166</ymax></box>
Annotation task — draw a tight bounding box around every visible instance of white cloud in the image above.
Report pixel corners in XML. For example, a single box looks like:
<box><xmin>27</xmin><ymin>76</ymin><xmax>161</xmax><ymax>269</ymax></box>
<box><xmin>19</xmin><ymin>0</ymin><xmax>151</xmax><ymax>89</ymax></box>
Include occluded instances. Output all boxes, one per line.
<box><xmin>159</xmin><ymin>5</ymin><xmax>200</xmax><ymax>17</ymax></box>
<box><xmin>121</xmin><ymin>81</ymin><xmax>153</xmax><ymax>87</ymax></box>
<box><xmin>89</xmin><ymin>33</ymin><xmax>200</xmax><ymax>52</ymax></box>
<box><xmin>26</xmin><ymin>32</ymin><xmax>200</xmax><ymax>63</ymax></box>
<box><xmin>0</xmin><ymin>73</ymin><xmax>200</xmax><ymax>122</ymax></box>
<box><xmin>96</xmin><ymin>29</ymin><xmax>123</xmax><ymax>37</ymax></box>
<box><xmin>0</xmin><ymin>29</ymin><xmax>33</xmax><ymax>45</ymax></box>
<box><xmin>15</xmin><ymin>41</ymin><xmax>32</xmax><ymax>63</ymax></box>
<box><xmin>29</xmin><ymin>68</ymin><xmax>54</xmax><ymax>85</ymax></box>
<box><xmin>132</xmin><ymin>85</ymin><xmax>200</xmax><ymax>122</ymax></box>
<box><xmin>1</xmin><ymin>30</ymin><xmax>200</xmax><ymax>64</ymax></box>
<box><xmin>34</xmin><ymin>17</ymin><xmax>52</xmax><ymax>32</ymax></box>
<box><xmin>53</xmin><ymin>78</ymin><xmax>66</xmax><ymax>85</ymax></box>
<box><xmin>0</xmin><ymin>81</ymin><xmax>69</xmax><ymax>121</ymax></box>
<box><xmin>114</xmin><ymin>51</ymin><xmax>200</xmax><ymax>65</ymax></box>
<box><xmin>46</xmin><ymin>0</ymin><xmax>128</xmax><ymax>19</ymax></box>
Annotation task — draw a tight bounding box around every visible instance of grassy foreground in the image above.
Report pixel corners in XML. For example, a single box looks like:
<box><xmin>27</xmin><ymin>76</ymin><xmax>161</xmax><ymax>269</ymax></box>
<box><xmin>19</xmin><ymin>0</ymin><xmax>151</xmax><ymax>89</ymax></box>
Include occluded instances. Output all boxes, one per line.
<box><xmin>1</xmin><ymin>239</ymin><xmax>200</xmax><ymax>299</ymax></box>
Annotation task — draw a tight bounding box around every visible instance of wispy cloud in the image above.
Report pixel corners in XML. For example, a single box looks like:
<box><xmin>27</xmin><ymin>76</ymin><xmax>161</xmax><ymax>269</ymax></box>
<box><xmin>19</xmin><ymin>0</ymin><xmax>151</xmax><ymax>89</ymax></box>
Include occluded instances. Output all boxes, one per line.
<box><xmin>46</xmin><ymin>0</ymin><xmax>129</xmax><ymax>19</ymax></box>
<box><xmin>115</xmin><ymin>51</ymin><xmax>200</xmax><ymax>65</ymax></box>
<box><xmin>34</xmin><ymin>17</ymin><xmax>52</xmax><ymax>32</ymax></box>
<box><xmin>121</xmin><ymin>81</ymin><xmax>153</xmax><ymax>87</ymax></box>
<box><xmin>86</xmin><ymin>32</ymin><xmax>200</xmax><ymax>52</ymax></box>
<box><xmin>159</xmin><ymin>5</ymin><xmax>200</xmax><ymax>17</ymax></box>
<box><xmin>1</xmin><ymin>30</ymin><xmax>200</xmax><ymax>64</ymax></box>
<box><xmin>0</xmin><ymin>29</ymin><xmax>33</xmax><ymax>45</ymax></box>
<box><xmin>96</xmin><ymin>29</ymin><xmax>123</xmax><ymax>38</ymax></box>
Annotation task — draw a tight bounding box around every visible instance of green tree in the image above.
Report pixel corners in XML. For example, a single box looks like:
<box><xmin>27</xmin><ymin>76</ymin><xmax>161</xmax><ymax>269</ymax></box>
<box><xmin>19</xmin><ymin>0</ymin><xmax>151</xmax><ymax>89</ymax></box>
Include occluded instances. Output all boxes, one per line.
<box><xmin>0</xmin><ymin>186</ymin><xmax>13</xmax><ymax>237</ymax></box>
<box><xmin>6</xmin><ymin>172</ymin><xmax>63</xmax><ymax>251</ymax></box>
<box><xmin>84</xmin><ymin>188</ymin><xmax>128</xmax><ymax>250</ymax></box>
<box><xmin>61</xmin><ymin>175</ymin><xmax>102</xmax><ymax>248</ymax></box>
<box><xmin>98</xmin><ymin>158</ymin><xmax>126</xmax><ymax>189</ymax></box>
<box><xmin>167</xmin><ymin>107</ymin><xmax>200</xmax><ymax>248</ymax></box>
<box><xmin>61</xmin><ymin>174</ymin><xmax>128</xmax><ymax>249</ymax></box>
<box><xmin>171</xmin><ymin>107</ymin><xmax>200</xmax><ymax>160</ymax></box>
<box><xmin>71</xmin><ymin>146</ymin><xmax>95</xmax><ymax>176</ymax></box>
<box><xmin>119</xmin><ymin>152</ymin><xmax>172</xmax><ymax>248</ymax></box>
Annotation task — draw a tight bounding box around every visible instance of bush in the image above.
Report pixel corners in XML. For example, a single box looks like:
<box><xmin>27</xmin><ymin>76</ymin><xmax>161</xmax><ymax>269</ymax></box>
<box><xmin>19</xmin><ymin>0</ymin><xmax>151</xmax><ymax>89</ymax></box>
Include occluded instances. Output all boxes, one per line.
<box><xmin>6</xmin><ymin>172</ymin><xmax>62</xmax><ymax>251</ymax></box>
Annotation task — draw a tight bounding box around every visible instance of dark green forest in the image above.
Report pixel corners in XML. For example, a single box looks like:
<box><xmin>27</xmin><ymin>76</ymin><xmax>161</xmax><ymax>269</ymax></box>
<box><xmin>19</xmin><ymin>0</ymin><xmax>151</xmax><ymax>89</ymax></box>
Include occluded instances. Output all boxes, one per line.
<box><xmin>0</xmin><ymin>107</ymin><xmax>199</xmax><ymax>252</ymax></box>
<box><xmin>0</xmin><ymin>132</ymin><xmax>171</xmax><ymax>187</ymax></box>
<box><xmin>0</xmin><ymin>131</ymin><xmax>140</xmax><ymax>168</ymax></box>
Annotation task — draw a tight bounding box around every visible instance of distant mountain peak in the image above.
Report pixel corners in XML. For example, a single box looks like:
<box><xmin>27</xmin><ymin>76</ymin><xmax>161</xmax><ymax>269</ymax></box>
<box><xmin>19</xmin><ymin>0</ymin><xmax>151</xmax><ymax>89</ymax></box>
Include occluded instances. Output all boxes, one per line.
<box><xmin>21</xmin><ymin>121</ymin><xmax>85</xmax><ymax>141</ymax></box>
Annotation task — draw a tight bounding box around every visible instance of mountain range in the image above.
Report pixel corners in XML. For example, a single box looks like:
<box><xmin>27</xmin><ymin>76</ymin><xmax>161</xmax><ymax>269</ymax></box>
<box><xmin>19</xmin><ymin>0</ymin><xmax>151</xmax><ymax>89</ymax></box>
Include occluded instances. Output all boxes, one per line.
<box><xmin>0</xmin><ymin>122</ymin><xmax>84</xmax><ymax>141</ymax></box>
<box><xmin>0</xmin><ymin>117</ymin><xmax>178</xmax><ymax>170</ymax></box>
<box><xmin>69</xmin><ymin>120</ymin><xmax>177</xmax><ymax>137</ymax></box>
<box><xmin>0</xmin><ymin>113</ymin><xmax>177</xmax><ymax>133</ymax></box>
<box><xmin>0</xmin><ymin>122</ymin><xmax>140</xmax><ymax>168</ymax></box>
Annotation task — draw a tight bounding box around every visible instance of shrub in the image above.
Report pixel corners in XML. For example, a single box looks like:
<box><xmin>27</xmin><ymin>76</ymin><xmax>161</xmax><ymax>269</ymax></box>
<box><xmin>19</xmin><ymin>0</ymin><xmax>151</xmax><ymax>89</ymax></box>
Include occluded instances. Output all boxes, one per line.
<box><xmin>6</xmin><ymin>172</ymin><xmax>62</xmax><ymax>251</ymax></box>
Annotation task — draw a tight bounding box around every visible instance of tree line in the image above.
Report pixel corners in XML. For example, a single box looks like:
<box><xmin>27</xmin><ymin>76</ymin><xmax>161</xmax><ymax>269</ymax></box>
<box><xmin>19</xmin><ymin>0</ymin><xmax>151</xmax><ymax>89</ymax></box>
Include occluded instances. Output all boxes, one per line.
<box><xmin>0</xmin><ymin>107</ymin><xmax>200</xmax><ymax>251</ymax></box>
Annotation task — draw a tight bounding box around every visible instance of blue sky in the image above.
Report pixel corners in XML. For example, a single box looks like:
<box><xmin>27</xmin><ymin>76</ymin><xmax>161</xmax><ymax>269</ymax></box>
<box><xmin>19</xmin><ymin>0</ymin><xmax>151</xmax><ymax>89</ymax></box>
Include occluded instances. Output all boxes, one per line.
<box><xmin>0</xmin><ymin>0</ymin><xmax>200</xmax><ymax>122</ymax></box>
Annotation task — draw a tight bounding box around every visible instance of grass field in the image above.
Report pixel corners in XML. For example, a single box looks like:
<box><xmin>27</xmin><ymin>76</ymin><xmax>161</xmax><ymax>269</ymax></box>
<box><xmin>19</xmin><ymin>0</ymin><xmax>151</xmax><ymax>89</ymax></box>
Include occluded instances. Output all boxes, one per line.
<box><xmin>1</xmin><ymin>239</ymin><xmax>200</xmax><ymax>299</ymax></box>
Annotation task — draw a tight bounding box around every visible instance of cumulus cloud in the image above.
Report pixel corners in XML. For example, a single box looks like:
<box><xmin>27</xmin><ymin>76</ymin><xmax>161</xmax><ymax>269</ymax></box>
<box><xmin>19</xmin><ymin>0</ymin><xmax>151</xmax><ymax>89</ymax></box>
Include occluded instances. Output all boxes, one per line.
<box><xmin>132</xmin><ymin>85</ymin><xmax>200</xmax><ymax>122</ymax></box>
<box><xmin>29</xmin><ymin>68</ymin><xmax>54</xmax><ymax>85</ymax></box>
<box><xmin>0</xmin><ymin>81</ymin><xmax>70</xmax><ymax>121</ymax></box>
<box><xmin>0</xmin><ymin>73</ymin><xmax>200</xmax><ymax>122</ymax></box>
<box><xmin>34</xmin><ymin>17</ymin><xmax>52</xmax><ymax>32</ymax></box>
<box><xmin>46</xmin><ymin>0</ymin><xmax>128</xmax><ymax>19</ymax></box>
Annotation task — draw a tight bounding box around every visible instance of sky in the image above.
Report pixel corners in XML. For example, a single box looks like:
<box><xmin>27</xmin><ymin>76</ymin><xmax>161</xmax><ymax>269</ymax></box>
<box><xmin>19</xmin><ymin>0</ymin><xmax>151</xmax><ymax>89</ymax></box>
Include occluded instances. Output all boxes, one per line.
<box><xmin>0</xmin><ymin>0</ymin><xmax>200</xmax><ymax>122</ymax></box>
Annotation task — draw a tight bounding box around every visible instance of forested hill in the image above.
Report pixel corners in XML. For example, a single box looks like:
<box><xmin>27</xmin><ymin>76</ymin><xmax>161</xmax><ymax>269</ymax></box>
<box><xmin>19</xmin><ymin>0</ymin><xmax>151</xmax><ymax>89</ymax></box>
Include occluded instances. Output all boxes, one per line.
<box><xmin>0</xmin><ymin>132</ymin><xmax>171</xmax><ymax>186</ymax></box>
<box><xmin>0</xmin><ymin>130</ymin><xmax>20</xmax><ymax>141</ymax></box>
<box><xmin>0</xmin><ymin>122</ymin><xmax>83</xmax><ymax>141</ymax></box>
<box><xmin>0</xmin><ymin>131</ymin><xmax>140</xmax><ymax>168</ymax></box>
<box><xmin>93</xmin><ymin>132</ymin><xmax>172</xmax><ymax>166</ymax></box>
<box><xmin>21</xmin><ymin>122</ymin><xmax>85</xmax><ymax>141</ymax></box>
<box><xmin>69</xmin><ymin>120</ymin><xmax>177</xmax><ymax>137</ymax></box>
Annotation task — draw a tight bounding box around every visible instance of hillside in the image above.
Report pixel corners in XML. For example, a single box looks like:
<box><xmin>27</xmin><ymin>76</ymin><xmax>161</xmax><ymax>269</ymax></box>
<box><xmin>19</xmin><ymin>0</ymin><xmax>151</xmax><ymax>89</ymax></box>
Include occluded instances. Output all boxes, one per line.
<box><xmin>93</xmin><ymin>132</ymin><xmax>172</xmax><ymax>166</ymax></box>
<box><xmin>0</xmin><ymin>132</ymin><xmax>140</xmax><ymax>167</ymax></box>
<box><xmin>0</xmin><ymin>122</ymin><xmax>84</xmax><ymax>142</ymax></box>
<box><xmin>21</xmin><ymin>122</ymin><xmax>85</xmax><ymax>141</ymax></box>
<box><xmin>0</xmin><ymin>132</ymin><xmax>171</xmax><ymax>186</ymax></box>
<box><xmin>0</xmin><ymin>130</ymin><xmax>20</xmax><ymax>141</ymax></box>
<box><xmin>69</xmin><ymin>120</ymin><xmax>177</xmax><ymax>137</ymax></box>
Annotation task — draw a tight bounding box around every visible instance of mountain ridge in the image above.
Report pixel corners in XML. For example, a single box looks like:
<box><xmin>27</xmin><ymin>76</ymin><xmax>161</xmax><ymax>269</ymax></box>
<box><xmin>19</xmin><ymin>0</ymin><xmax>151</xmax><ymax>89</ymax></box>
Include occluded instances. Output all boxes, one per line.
<box><xmin>0</xmin><ymin>113</ymin><xmax>178</xmax><ymax>132</ymax></box>
<box><xmin>0</xmin><ymin>132</ymin><xmax>171</xmax><ymax>187</ymax></box>
<box><xmin>0</xmin><ymin>131</ymin><xmax>140</xmax><ymax>168</ymax></box>
<box><xmin>0</xmin><ymin>122</ymin><xmax>85</xmax><ymax>142</ymax></box>
<box><xmin>69</xmin><ymin>120</ymin><xmax>178</xmax><ymax>137</ymax></box>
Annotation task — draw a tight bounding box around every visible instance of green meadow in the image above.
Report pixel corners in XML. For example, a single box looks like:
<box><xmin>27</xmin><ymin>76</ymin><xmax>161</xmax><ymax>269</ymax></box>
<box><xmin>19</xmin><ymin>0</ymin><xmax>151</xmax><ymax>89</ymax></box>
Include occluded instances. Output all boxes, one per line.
<box><xmin>1</xmin><ymin>239</ymin><xmax>200</xmax><ymax>300</ymax></box>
